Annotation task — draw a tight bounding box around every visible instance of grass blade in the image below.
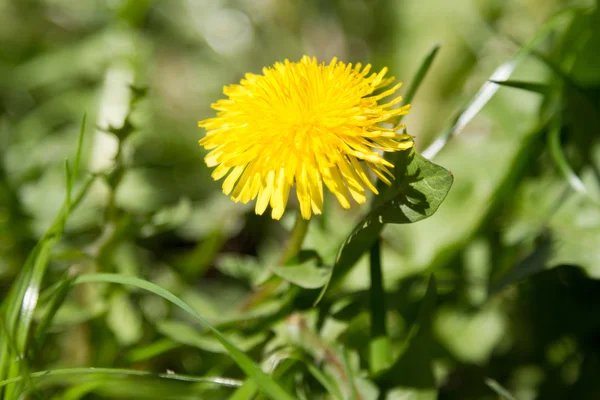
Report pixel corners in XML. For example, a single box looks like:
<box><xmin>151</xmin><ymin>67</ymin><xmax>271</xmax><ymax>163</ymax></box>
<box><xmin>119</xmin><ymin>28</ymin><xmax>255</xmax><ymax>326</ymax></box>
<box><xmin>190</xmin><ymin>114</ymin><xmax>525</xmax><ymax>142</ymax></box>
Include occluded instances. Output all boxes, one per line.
<box><xmin>422</xmin><ymin>60</ymin><xmax>516</xmax><ymax>160</ymax></box>
<box><xmin>126</xmin><ymin>339</ymin><xmax>181</xmax><ymax>364</ymax></box>
<box><xmin>229</xmin><ymin>381</ymin><xmax>258</xmax><ymax>400</ymax></box>
<box><xmin>34</xmin><ymin>277</ymin><xmax>75</xmax><ymax>351</ymax></box>
<box><xmin>3</xmin><ymin>237</ymin><xmax>59</xmax><ymax>399</ymax></box>
<box><xmin>379</xmin><ymin>43</ymin><xmax>441</xmax><ymax>193</ymax></box>
<box><xmin>72</xmin><ymin>273</ymin><xmax>295</xmax><ymax>400</ymax></box>
<box><xmin>65</xmin><ymin>160</ymin><xmax>72</xmax><ymax>211</ymax></box>
<box><xmin>0</xmin><ymin>368</ymin><xmax>242</xmax><ymax>390</ymax></box>
<box><xmin>401</xmin><ymin>43</ymin><xmax>441</xmax><ymax>115</ymax></box>
<box><xmin>73</xmin><ymin>114</ymin><xmax>86</xmax><ymax>180</ymax></box>
<box><xmin>0</xmin><ymin>116</ymin><xmax>93</xmax><ymax>398</ymax></box>
<box><xmin>0</xmin><ymin>246</ymin><xmax>40</xmax><ymax>391</ymax></box>
<box><xmin>0</xmin><ymin>319</ymin><xmax>37</xmax><ymax>398</ymax></box>
<box><xmin>305</xmin><ymin>363</ymin><xmax>344</xmax><ymax>400</ymax></box>
<box><xmin>484</xmin><ymin>378</ymin><xmax>517</xmax><ymax>400</ymax></box>
<box><xmin>422</xmin><ymin>8</ymin><xmax>577</xmax><ymax>160</ymax></box>
<box><xmin>490</xmin><ymin>79</ymin><xmax>551</xmax><ymax>94</ymax></box>
<box><xmin>548</xmin><ymin>119</ymin><xmax>600</xmax><ymax>206</ymax></box>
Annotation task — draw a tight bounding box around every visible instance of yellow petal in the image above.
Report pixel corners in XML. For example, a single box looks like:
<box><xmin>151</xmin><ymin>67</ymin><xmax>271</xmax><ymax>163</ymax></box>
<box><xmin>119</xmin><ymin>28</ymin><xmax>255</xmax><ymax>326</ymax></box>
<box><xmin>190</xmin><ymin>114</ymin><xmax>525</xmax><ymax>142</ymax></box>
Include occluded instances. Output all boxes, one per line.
<box><xmin>197</xmin><ymin>55</ymin><xmax>415</xmax><ymax>219</ymax></box>
<box><xmin>222</xmin><ymin>166</ymin><xmax>245</xmax><ymax>195</ymax></box>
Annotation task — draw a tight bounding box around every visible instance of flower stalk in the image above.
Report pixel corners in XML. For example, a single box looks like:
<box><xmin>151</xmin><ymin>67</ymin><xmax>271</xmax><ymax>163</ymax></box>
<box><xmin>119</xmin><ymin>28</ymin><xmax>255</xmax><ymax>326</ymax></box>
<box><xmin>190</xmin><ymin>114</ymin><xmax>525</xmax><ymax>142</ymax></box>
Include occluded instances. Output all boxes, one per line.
<box><xmin>368</xmin><ymin>238</ymin><xmax>392</xmax><ymax>374</ymax></box>
<box><xmin>278</xmin><ymin>214</ymin><xmax>310</xmax><ymax>265</ymax></box>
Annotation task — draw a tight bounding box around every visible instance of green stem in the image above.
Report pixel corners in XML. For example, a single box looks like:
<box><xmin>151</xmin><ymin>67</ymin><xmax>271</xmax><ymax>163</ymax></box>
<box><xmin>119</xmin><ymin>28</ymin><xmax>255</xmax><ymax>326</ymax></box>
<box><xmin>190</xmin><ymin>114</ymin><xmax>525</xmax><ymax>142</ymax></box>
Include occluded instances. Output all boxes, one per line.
<box><xmin>369</xmin><ymin>239</ymin><xmax>386</xmax><ymax>338</ymax></box>
<box><xmin>279</xmin><ymin>214</ymin><xmax>310</xmax><ymax>265</ymax></box>
<box><xmin>368</xmin><ymin>238</ymin><xmax>392</xmax><ymax>375</ymax></box>
<box><xmin>241</xmin><ymin>213</ymin><xmax>310</xmax><ymax>310</ymax></box>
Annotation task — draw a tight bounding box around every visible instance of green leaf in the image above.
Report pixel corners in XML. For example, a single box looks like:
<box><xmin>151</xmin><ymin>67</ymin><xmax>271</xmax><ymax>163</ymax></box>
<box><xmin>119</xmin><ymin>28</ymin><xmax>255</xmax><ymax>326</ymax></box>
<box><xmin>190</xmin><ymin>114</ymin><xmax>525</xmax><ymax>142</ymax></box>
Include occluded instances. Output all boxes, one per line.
<box><xmin>491</xmin><ymin>233</ymin><xmax>554</xmax><ymax>294</ymax></box>
<box><xmin>157</xmin><ymin>320</ymin><xmax>267</xmax><ymax>353</ymax></box>
<box><xmin>126</xmin><ymin>339</ymin><xmax>180</xmax><ymax>364</ymax></box>
<box><xmin>270</xmin><ymin>258</ymin><xmax>331</xmax><ymax>289</ymax></box>
<box><xmin>341</xmin><ymin>349</ymin><xmax>360</xmax><ymax>400</ymax></box>
<box><xmin>129</xmin><ymin>84</ymin><xmax>149</xmax><ymax>103</ymax></box>
<box><xmin>72</xmin><ymin>273</ymin><xmax>295</xmax><ymax>400</ymax></box>
<box><xmin>547</xmin><ymin>183</ymin><xmax>600</xmax><ymax>278</ymax></box>
<box><xmin>106</xmin><ymin>291</ymin><xmax>144</xmax><ymax>346</ymax></box>
<box><xmin>257</xmin><ymin>348</ymin><xmax>346</xmax><ymax>400</ymax></box>
<box><xmin>229</xmin><ymin>351</ymin><xmax>299</xmax><ymax>400</ymax></box>
<box><xmin>434</xmin><ymin>304</ymin><xmax>506</xmax><ymax>364</ymax></box>
<box><xmin>305</xmin><ymin>363</ymin><xmax>344</xmax><ymax>400</ymax></box>
<box><xmin>378</xmin><ymin>149</ymin><xmax>455</xmax><ymax>222</ymax></box>
<box><xmin>215</xmin><ymin>254</ymin><xmax>266</xmax><ymax>285</ymax></box>
<box><xmin>142</xmin><ymin>197</ymin><xmax>193</xmax><ymax>237</ymax></box>
<box><xmin>316</xmin><ymin>150</ymin><xmax>453</xmax><ymax>303</ymax></box>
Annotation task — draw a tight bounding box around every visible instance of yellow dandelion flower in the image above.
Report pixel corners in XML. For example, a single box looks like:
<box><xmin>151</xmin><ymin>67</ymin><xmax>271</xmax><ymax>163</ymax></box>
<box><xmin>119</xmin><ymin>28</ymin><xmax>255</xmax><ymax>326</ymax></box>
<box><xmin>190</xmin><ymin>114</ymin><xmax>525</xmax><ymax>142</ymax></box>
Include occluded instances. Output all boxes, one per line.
<box><xmin>198</xmin><ymin>56</ymin><xmax>413</xmax><ymax>220</ymax></box>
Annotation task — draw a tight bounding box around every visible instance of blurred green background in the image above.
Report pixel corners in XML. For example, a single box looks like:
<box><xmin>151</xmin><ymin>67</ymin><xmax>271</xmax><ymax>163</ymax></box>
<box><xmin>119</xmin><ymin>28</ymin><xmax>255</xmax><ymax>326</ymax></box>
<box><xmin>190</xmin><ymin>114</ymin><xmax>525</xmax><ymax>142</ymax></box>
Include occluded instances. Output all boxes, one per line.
<box><xmin>2</xmin><ymin>0</ymin><xmax>600</xmax><ymax>399</ymax></box>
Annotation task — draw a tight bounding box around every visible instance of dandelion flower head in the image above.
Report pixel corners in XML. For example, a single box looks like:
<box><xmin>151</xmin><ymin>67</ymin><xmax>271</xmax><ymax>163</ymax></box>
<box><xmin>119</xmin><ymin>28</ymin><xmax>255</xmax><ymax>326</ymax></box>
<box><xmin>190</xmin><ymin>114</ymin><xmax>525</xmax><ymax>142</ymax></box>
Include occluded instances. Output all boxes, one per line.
<box><xmin>198</xmin><ymin>56</ymin><xmax>413</xmax><ymax>220</ymax></box>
